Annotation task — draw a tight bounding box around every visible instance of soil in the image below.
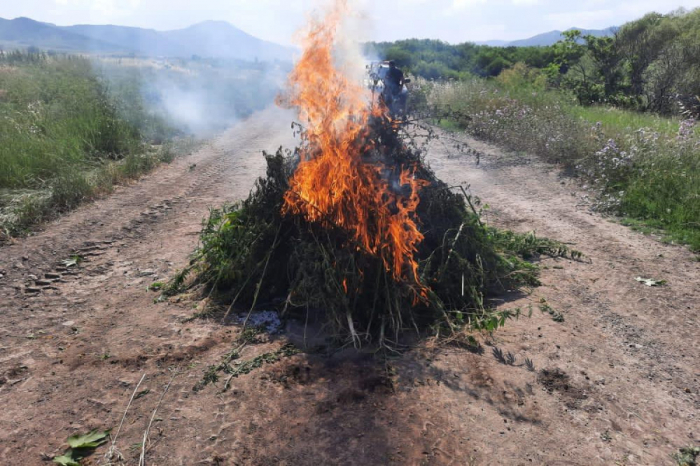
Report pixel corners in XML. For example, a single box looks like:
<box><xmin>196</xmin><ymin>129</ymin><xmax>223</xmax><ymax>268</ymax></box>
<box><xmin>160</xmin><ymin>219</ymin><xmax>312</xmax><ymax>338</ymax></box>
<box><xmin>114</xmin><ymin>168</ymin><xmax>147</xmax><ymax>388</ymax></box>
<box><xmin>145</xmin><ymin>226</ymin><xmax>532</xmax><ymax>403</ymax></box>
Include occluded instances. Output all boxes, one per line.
<box><xmin>0</xmin><ymin>107</ymin><xmax>697</xmax><ymax>465</ymax></box>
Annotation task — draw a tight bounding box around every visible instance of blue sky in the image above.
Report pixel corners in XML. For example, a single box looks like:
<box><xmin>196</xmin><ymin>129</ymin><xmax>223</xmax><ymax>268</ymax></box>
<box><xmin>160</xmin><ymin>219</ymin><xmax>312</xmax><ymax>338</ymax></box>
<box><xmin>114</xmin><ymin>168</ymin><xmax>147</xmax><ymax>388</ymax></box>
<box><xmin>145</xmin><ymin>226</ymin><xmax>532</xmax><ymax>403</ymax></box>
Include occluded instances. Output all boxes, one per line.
<box><xmin>3</xmin><ymin>0</ymin><xmax>700</xmax><ymax>44</ymax></box>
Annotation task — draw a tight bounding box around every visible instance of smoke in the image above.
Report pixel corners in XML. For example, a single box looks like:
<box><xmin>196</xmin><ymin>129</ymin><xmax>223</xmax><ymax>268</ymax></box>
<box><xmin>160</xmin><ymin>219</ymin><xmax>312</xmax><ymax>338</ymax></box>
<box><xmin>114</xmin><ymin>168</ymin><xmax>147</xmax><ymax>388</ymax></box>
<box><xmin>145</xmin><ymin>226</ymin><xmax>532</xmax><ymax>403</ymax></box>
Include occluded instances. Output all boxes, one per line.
<box><xmin>87</xmin><ymin>0</ymin><xmax>377</xmax><ymax>140</ymax></box>
<box><xmin>95</xmin><ymin>56</ymin><xmax>290</xmax><ymax>139</ymax></box>
<box><xmin>334</xmin><ymin>0</ymin><xmax>375</xmax><ymax>83</ymax></box>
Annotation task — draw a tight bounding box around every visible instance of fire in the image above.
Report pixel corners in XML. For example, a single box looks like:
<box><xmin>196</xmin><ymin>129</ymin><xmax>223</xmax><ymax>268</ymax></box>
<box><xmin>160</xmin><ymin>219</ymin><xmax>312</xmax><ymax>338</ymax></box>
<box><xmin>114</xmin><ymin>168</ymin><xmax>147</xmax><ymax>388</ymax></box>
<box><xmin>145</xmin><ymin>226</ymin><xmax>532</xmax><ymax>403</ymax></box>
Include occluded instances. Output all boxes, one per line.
<box><xmin>281</xmin><ymin>0</ymin><xmax>428</xmax><ymax>288</ymax></box>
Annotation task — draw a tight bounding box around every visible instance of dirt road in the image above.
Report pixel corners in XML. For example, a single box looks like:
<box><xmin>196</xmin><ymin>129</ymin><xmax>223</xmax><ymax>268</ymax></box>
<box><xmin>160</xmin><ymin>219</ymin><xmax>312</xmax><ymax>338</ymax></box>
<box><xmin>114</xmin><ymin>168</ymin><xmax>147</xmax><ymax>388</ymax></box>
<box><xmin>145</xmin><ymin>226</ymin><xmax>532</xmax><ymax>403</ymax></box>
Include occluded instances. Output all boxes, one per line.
<box><xmin>0</xmin><ymin>108</ymin><xmax>697</xmax><ymax>465</ymax></box>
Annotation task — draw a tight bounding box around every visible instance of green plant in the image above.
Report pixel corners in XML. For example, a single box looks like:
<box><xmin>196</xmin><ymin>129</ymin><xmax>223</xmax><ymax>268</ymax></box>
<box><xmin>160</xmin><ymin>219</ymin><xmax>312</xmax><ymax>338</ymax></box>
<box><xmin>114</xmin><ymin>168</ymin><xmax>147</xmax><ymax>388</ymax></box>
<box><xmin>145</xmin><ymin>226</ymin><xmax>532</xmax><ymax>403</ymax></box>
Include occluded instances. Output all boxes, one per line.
<box><xmin>53</xmin><ymin>429</ymin><xmax>110</xmax><ymax>466</ymax></box>
<box><xmin>672</xmin><ymin>446</ymin><xmax>699</xmax><ymax>466</ymax></box>
<box><xmin>539</xmin><ymin>298</ymin><xmax>565</xmax><ymax>322</ymax></box>
<box><xmin>148</xmin><ymin>281</ymin><xmax>164</xmax><ymax>291</ymax></box>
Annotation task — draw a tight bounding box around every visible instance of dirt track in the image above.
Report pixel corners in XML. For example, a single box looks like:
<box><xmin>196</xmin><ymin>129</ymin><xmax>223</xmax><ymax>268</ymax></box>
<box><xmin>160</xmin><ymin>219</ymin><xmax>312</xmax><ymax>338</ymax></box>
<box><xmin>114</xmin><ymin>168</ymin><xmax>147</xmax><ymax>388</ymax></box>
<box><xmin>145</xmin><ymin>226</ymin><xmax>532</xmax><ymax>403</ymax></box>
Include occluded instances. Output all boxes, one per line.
<box><xmin>0</xmin><ymin>107</ymin><xmax>697</xmax><ymax>465</ymax></box>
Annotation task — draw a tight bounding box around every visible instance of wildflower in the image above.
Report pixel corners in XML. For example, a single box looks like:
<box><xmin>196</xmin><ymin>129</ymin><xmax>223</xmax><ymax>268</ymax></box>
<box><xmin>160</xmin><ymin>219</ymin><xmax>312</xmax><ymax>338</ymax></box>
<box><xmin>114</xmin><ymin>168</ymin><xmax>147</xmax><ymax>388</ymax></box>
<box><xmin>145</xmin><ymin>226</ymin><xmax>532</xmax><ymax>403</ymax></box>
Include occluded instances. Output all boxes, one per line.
<box><xmin>678</xmin><ymin>118</ymin><xmax>696</xmax><ymax>140</ymax></box>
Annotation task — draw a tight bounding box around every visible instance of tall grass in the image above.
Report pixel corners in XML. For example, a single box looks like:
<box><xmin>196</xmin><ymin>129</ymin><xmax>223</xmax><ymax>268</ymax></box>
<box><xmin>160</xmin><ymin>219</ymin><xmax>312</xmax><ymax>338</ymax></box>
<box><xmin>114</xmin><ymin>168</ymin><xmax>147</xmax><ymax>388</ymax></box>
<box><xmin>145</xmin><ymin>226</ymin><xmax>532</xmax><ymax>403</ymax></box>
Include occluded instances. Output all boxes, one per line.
<box><xmin>420</xmin><ymin>65</ymin><xmax>700</xmax><ymax>250</ymax></box>
<box><xmin>0</xmin><ymin>51</ymin><xmax>180</xmax><ymax>235</ymax></box>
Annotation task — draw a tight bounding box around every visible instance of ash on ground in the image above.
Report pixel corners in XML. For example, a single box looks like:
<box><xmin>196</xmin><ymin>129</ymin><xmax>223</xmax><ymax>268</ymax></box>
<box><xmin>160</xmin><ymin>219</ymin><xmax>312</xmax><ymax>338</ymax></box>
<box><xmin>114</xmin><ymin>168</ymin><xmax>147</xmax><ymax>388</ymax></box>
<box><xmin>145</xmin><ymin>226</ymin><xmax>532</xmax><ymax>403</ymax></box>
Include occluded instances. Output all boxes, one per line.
<box><xmin>237</xmin><ymin>310</ymin><xmax>283</xmax><ymax>334</ymax></box>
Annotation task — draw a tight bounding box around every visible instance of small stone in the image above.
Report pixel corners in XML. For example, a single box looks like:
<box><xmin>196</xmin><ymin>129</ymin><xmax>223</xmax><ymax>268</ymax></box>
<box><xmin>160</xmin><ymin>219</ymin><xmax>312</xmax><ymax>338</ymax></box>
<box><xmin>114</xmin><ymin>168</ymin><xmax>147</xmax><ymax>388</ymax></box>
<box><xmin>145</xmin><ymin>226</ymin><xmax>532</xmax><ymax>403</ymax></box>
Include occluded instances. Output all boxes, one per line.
<box><xmin>62</xmin><ymin>321</ymin><xmax>75</xmax><ymax>327</ymax></box>
<box><xmin>25</xmin><ymin>287</ymin><xmax>41</xmax><ymax>293</ymax></box>
<box><xmin>35</xmin><ymin>280</ymin><xmax>52</xmax><ymax>286</ymax></box>
<box><xmin>28</xmin><ymin>274</ymin><xmax>38</xmax><ymax>281</ymax></box>
<box><xmin>45</xmin><ymin>273</ymin><xmax>61</xmax><ymax>279</ymax></box>
<box><xmin>138</xmin><ymin>269</ymin><xmax>156</xmax><ymax>277</ymax></box>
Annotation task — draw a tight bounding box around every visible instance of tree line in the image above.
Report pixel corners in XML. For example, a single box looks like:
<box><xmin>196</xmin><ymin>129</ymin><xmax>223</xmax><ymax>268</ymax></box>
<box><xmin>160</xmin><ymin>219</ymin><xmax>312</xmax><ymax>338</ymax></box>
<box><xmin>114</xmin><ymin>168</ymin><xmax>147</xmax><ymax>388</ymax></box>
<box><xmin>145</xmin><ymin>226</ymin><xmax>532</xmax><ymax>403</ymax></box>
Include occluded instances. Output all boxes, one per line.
<box><xmin>367</xmin><ymin>7</ymin><xmax>700</xmax><ymax>117</ymax></box>
<box><xmin>366</xmin><ymin>39</ymin><xmax>555</xmax><ymax>80</ymax></box>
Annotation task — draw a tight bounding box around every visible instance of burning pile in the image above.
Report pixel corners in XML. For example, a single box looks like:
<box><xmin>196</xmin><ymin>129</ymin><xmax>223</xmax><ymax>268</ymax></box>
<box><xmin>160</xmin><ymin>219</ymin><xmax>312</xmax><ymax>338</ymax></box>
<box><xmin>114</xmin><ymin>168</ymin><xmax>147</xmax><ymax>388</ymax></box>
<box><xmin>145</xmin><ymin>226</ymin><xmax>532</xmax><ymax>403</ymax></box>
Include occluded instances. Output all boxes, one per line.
<box><xmin>174</xmin><ymin>1</ymin><xmax>568</xmax><ymax>346</ymax></box>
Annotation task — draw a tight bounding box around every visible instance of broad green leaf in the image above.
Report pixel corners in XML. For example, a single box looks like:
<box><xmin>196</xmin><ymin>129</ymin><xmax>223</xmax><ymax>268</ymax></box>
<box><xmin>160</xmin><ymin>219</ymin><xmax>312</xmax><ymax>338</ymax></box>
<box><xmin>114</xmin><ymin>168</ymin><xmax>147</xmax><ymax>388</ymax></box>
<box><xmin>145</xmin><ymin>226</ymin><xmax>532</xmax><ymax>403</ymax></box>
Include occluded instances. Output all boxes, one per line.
<box><xmin>67</xmin><ymin>429</ymin><xmax>109</xmax><ymax>449</ymax></box>
<box><xmin>53</xmin><ymin>452</ymin><xmax>80</xmax><ymax>466</ymax></box>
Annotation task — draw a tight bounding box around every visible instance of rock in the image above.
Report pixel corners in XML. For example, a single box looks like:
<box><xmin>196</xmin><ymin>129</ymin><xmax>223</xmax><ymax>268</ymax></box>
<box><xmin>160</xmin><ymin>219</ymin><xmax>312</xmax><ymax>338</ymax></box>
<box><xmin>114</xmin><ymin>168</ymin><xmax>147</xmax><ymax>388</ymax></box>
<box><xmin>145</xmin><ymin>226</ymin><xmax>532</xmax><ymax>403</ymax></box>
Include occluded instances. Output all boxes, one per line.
<box><xmin>35</xmin><ymin>280</ymin><xmax>52</xmax><ymax>286</ymax></box>
<box><xmin>138</xmin><ymin>269</ymin><xmax>156</xmax><ymax>277</ymax></box>
<box><xmin>45</xmin><ymin>273</ymin><xmax>61</xmax><ymax>279</ymax></box>
<box><xmin>25</xmin><ymin>287</ymin><xmax>41</xmax><ymax>293</ymax></box>
<box><xmin>62</xmin><ymin>321</ymin><xmax>75</xmax><ymax>327</ymax></box>
<box><xmin>27</xmin><ymin>274</ymin><xmax>38</xmax><ymax>281</ymax></box>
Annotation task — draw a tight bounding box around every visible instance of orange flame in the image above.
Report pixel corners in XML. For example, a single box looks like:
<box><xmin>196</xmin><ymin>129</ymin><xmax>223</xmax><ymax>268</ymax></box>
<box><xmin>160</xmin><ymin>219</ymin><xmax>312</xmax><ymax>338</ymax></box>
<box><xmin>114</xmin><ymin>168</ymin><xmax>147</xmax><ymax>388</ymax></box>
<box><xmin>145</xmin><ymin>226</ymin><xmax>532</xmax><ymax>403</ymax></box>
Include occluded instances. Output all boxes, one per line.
<box><xmin>281</xmin><ymin>0</ymin><xmax>428</xmax><ymax>288</ymax></box>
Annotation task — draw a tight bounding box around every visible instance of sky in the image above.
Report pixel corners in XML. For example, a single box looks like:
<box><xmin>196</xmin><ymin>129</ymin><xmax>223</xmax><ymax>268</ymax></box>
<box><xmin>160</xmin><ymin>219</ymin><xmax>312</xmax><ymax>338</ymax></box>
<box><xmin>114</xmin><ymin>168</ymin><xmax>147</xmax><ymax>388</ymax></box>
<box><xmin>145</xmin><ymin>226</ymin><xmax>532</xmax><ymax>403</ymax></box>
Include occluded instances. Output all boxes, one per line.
<box><xmin>3</xmin><ymin>0</ymin><xmax>700</xmax><ymax>45</ymax></box>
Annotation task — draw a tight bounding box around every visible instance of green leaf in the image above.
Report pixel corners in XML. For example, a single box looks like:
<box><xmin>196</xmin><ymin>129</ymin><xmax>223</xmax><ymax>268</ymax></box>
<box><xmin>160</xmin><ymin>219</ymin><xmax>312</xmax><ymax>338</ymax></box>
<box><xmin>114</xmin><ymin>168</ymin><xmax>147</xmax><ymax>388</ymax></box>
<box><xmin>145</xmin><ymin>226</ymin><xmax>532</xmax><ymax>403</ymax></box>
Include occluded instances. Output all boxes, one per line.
<box><xmin>67</xmin><ymin>429</ymin><xmax>109</xmax><ymax>449</ymax></box>
<box><xmin>53</xmin><ymin>452</ymin><xmax>80</xmax><ymax>466</ymax></box>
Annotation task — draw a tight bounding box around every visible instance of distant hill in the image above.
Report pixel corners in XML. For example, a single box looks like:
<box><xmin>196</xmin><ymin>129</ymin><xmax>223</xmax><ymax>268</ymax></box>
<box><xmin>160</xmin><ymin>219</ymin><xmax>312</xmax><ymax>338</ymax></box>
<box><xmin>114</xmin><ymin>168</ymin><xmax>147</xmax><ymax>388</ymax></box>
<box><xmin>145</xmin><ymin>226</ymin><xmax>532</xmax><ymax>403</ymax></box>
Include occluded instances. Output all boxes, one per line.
<box><xmin>0</xmin><ymin>17</ymin><xmax>124</xmax><ymax>53</ymax></box>
<box><xmin>162</xmin><ymin>21</ymin><xmax>292</xmax><ymax>62</ymax></box>
<box><xmin>63</xmin><ymin>24</ymin><xmax>183</xmax><ymax>57</ymax></box>
<box><xmin>0</xmin><ymin>16</ymin><xmax>295</xmax><ymax>62</ymax></box>
<box><xmin>476</xmin><ymin>27</ymin><xmax>616</xmax><ymax>47</ymax></box>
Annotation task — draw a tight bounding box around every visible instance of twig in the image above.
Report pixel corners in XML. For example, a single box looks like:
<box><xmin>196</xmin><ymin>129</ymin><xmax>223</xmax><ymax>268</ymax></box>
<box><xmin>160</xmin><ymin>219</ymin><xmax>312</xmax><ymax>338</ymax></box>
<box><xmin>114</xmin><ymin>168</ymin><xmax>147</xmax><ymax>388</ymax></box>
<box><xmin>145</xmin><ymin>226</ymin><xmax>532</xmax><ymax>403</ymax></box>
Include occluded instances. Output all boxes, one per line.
<box><xmin>139</xmin><ymin>371</ymin><xmax>177</xmax><ymax>466</ymax></box>
<box><xmin>439</xmin><ymin>222</ymin><xmax>465</xmax><ymax>278</ymax></box>
<box><xmin>242</xmin><ymin>222</ymin><xmax>282</xmax><ymax>329</ymax></box>
<box><xmin>105</xmin><ymin>372</ymin><xmax>146</xmax><ymax>464</ymax></box>
<box><xmin>449</xmin><ymin>185</ymin><xmax>484</xmax><ymax>227</ymax></box>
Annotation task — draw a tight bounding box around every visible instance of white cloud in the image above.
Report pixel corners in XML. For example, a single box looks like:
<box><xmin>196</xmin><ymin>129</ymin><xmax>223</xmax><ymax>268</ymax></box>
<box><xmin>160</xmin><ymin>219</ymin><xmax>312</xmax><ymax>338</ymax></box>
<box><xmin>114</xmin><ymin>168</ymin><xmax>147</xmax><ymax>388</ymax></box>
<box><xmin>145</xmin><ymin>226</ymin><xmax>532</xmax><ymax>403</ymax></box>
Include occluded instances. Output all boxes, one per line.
<box><xmin>545</xmin><ymin>9</ymin><xmax>615</xmax><ymax>28</ymax></box>
<box><xmin>52</xmin><ymin>0</ymin><xmax>141</xmax><ymax>18</ymax></box>
<box><xmin>451</xmin><ymin>0</ymin><xmax>487</xmax><ymax>11</ymax></box>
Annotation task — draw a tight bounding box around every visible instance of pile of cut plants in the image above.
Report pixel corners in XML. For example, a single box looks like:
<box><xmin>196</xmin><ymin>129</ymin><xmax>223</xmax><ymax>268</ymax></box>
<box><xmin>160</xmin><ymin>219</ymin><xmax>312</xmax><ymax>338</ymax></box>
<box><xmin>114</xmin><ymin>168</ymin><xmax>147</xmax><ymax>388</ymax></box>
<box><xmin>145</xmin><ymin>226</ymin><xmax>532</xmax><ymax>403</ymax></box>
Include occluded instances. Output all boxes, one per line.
<box><xmin>169</xmin><ymin>1</ymin><xmax>580</xmax><ymax>347</ymax></box>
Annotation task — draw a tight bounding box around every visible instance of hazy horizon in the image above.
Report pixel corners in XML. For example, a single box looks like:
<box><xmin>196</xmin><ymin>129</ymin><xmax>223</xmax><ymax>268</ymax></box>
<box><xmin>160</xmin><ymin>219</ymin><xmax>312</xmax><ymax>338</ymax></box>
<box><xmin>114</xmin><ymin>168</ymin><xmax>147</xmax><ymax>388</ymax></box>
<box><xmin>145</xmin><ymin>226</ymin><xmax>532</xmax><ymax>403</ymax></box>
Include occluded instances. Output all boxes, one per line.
<box><xmin>3</xmin><ymin>0</ymin><xmax>700</xmax><ymax>46</ymax></box>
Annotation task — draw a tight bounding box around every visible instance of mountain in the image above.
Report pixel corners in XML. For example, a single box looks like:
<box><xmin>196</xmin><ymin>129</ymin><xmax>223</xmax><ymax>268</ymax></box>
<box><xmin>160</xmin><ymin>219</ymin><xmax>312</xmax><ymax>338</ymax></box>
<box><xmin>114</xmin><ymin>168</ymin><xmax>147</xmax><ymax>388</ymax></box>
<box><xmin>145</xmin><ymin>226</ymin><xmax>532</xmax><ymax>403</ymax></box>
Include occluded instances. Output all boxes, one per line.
<box><xmin>476</xmin><ymin>27</ymin><xmax>616</xmax><ymax>47</ymax></box>
<box><xmin>162</xmin><ymin>21</ymin><xmax>292</xmax><ymax>62</ymax></box>
<box><xmin>0</xmin><ymin>17</ymin><xmax>124</xmax><ymax>53</ymax></box>
<box><xmin>0</xmin><ymin>16</ymin><xmax>295</xmax><ymax>62</ymax></box>
<box><xmin>63</xmin><ymin>24</ymin><xmax>183</xmax><ymax>57</ymax></box>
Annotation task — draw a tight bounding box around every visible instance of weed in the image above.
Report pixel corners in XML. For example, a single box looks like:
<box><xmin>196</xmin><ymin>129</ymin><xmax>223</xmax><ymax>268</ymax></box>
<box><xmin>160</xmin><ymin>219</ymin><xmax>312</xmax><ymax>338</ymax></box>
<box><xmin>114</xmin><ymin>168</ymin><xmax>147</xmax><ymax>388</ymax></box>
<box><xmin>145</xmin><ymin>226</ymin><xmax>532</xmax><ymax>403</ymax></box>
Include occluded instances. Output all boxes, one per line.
<box><xmin>539</xmin><ymin>298</ymin><xmax>565</xmax><ymax>322</ymax></box>
<box><xmin>0</xmin><ymin>53</ymin><xmax>210</xmax><ymax>234</ymax></box>
<box><xmin>193</xmin><ymin>343</ymin><xmax>300</xmax><ymax>392</ymax></box>
<box><xmin>148</xmin><ymin>281</ymin><xmax>164</xmax><ymax>291</ymax></box>
<box><xmin>673</xmin><ymin>446</ymin><xmax>699</xmax><ymax>466</ymax></box>
<box><xmin>52</xmin><ymin>429</ymin><xmax>110</xmax><ymax>465</ymax></box>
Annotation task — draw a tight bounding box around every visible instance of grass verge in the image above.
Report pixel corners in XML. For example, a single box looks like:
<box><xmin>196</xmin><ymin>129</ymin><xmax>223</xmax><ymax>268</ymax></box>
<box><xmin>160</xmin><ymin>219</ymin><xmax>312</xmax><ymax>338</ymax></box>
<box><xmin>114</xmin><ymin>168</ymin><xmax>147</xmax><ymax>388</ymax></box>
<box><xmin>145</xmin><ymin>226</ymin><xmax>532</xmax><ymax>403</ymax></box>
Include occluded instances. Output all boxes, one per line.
<box><xmin>418</xmin><ymin>67</ymin><xmax>700</xmax><ymax>251</ymax></box>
